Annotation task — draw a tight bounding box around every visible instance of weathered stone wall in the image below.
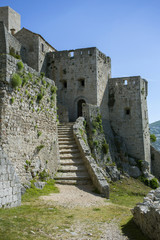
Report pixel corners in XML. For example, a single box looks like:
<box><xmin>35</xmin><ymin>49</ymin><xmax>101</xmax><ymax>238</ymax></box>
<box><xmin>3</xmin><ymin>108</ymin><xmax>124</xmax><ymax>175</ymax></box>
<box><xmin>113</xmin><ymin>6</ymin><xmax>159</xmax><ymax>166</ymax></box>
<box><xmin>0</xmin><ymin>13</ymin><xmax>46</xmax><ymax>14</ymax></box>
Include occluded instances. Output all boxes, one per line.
<box><xmin>0</xmin><ymin>148</ymin><xmax>21</xmax><ymax>208</ymax></box>
<box><xmin>73</xmin><ymin>117</ymin><xmax>109</xmax><ymax>198</ymax></box>
<box><xmin>15</xmin><ymin>28</ymin><xmax>55</xmax><ymax>73</ymax></box>
<box><xmin>151</xmin><ymin>146</ymin><xmax>160</xmax><ymax>179</ymax></box>
<box><xmin>0</xmin><ymin>54</ymin><xmax>59</xmax><ymax>184</ymax></box>
<box><xmin>108</xmin><ymin>76</ymin><xmax>150</xmax><ymax>165</ymax></box>
<box><xmin>47</xmin><ymin>47</ymin><xmax>110</xmax><ymax>122</ymax></box>
<box><xmin>0</xmin><ymin>22</ymin><xmax>21</xmax><ymax>56</ymax></box>
<box><xmin>132</xmin><ymin>188</ymin><xmax>160</xmax><ymax>240</ymax></box>
<box><xmin>15</xmin><ymin>29</ymin><xmax>39</xmax><ymax>71</ymax></box>
<box><xmin>0</xmin><ymin>6</ymin><xmax>21</xmax><ymax>34</ymax></box>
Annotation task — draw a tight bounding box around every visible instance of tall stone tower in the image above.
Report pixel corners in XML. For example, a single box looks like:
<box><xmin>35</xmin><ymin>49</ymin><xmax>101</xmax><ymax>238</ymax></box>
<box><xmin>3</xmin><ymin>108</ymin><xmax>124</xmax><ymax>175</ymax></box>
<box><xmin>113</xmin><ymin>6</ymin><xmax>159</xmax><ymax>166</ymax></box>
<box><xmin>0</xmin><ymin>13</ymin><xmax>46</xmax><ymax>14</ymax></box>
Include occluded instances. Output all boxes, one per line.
<box><xmin>108</xmin><ymin>76</ymin><xmax>151</xmax><ymax>165</ymax></box>
<box><xmin>0</xmin><ymin>6</ymin><xmax>21</xmax><ymax>34</ymax></box>
<box><xmin>47</xmin><ymin>47</ymin><xmax>111</xmax><ymax>122</ymax></box>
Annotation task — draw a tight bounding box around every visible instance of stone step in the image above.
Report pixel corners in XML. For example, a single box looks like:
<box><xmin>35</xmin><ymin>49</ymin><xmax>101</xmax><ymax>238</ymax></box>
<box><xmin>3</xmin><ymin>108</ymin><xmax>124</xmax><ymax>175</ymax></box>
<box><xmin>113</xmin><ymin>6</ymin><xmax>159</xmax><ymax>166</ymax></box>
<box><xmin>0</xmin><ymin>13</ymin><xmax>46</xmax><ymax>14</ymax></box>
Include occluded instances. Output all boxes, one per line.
<box><xmin>55</xmin><ymin>172</ymin><xmax>90</xmax><ymax>180</ymax></box>
<box><xmin>58</xmin><ymin>137</ymin><xmax>75</xmax><ymax>141</ymax></box>
<box><xmin>59</xmin><ymin>153</ymin><xmax>81</xmax><ymax>159</ymax></box>
<box><xmin>55</xmin><ymin>180</ymin><xmax>91</xmax><ymax>185</ymax></box>
<box><xmin>59</xmin><ymin>149</ymin><xmax>80</xmax><ymax>154</ymax></box>
<box><xmin>58</xmin><ymin>140</ymin><xmax>76</xmax><ymax>145</ymax></box>
<box><xmin>60</xmin><ymin>159</ymin><xmax>84</xmax><ymax>165</ymax></box>
<box><xmin>58</xmin><ymin>165</ymin><xmax>86</xmax><ymax>172</ymax></box>
<box><xmin>59</xmin><ymin>144</ymin><xmax>78</xmax><ymax>150</ymax></box>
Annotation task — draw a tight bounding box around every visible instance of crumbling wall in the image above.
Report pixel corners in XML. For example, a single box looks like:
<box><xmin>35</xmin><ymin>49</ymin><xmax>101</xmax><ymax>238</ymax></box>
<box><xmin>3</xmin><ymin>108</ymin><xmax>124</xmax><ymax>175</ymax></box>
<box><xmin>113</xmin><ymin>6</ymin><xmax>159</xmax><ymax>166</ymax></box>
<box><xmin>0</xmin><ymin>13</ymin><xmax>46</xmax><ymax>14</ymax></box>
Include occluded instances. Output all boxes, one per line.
<box><xmin>0</xmin><ymin>148</ymin><xmax>21</xmax><ymax>208</ymax></box>
<box><xmin>132</xmin><ymin>188</ymin><xmax>160</xmax><ymax>240</ymax></box>
<box><xmin>0</xmin><ymin>54</ymin><xmax>59</xmax><ymax>184</ymax></box>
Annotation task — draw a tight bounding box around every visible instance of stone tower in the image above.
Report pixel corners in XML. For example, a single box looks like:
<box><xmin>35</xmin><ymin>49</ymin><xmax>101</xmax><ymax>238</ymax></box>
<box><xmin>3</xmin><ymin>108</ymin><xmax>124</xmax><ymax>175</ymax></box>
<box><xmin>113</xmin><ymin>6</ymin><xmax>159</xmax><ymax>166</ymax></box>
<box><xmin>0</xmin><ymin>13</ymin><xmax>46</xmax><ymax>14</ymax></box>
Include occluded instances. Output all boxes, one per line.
<box><xmin>0</xmin><ymin>6</ymin><xmax>21</xmax><ymax>34</ymax></box>
<box><xmin>47</xmin><ymin>47</ymin><xmax>111</xmax><ymax>122</ymax></box>
<box><xmin>108</xmin><ymin>76</ymin><xmax>151</xmax><ymax>165</ymax></box>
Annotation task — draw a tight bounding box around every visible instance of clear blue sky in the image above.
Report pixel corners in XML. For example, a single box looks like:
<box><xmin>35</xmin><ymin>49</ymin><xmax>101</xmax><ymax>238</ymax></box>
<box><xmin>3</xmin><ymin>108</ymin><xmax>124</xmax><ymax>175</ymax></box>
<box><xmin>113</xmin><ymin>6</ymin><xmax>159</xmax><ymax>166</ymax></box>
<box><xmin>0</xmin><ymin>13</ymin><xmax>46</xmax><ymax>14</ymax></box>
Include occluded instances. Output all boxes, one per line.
<box><xmin>1</xmin><ymin>0</ymin><xmax>160</xmax><ymax>123</ymax></box>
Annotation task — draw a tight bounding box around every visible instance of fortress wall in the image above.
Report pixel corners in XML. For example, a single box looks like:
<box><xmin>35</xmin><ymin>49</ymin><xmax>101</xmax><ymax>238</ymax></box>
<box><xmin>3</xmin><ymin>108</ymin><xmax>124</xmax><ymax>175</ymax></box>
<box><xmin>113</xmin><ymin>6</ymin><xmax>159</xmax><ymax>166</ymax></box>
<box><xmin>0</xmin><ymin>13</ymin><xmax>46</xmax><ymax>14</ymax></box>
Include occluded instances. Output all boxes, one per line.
<box><xmin>47</xmin><ymin>48</ymin><xmax>98</xmax><ymax>122</ymax></box>
<box><xmin>108</xmin><ymin>76</ymin><xmax>150</xmax><ymax>164</ymax></box>
<box><xmin>0</xmin><ymin>148</ymin><xmax>21</xmax><ymax>208</ymax></box>
<box><xmin>0</xmin><ymin>54</ymin><xmax>59</xmax><ymax>184</ymax></box>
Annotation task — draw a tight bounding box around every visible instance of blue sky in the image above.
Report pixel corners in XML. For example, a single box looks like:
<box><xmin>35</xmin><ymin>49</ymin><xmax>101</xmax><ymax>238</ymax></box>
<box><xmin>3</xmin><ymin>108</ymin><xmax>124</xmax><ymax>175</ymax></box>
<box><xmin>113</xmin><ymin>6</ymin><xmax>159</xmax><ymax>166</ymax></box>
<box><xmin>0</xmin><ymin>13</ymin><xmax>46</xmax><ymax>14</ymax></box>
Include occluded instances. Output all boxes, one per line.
<box><xmin>1</xmin><ymin>0</ymin><xmax>160</xmax><ymax>123</ymax></box>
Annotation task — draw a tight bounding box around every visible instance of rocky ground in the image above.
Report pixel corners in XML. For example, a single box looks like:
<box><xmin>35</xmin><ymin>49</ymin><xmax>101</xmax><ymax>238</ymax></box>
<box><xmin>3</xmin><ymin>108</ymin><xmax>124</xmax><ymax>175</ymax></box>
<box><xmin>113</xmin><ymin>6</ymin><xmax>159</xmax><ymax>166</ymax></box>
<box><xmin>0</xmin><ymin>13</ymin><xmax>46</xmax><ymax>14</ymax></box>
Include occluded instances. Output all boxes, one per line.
<box><xmin>40</xmin><ymin>184</ymin><xmax>129</xmax><ymax>240</ymax></box>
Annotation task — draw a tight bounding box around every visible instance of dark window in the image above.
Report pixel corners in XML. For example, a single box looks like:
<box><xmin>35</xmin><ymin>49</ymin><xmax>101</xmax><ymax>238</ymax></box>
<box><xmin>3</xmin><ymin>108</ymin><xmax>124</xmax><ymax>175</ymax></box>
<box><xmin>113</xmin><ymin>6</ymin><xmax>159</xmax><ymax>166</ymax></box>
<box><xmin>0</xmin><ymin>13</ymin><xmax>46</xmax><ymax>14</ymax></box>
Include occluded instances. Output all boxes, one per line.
<box><xmin>125</xmin><ymin>108</ymin><xmax>130</xmax><ymax>115</ymax></box>
<box><xmin>41</xmin><ymin>43</ymin><xmax>44</xmax><ymax>52</ymax></box>
<box><xmin>63</xmin><ymin>80</ymin><xmax>67</xmax><ymax>88</ymax></box>
<box><xmin>78</xmin><ymin>79</ymin><xmax>85</xmax><ymax>87</ymax></box>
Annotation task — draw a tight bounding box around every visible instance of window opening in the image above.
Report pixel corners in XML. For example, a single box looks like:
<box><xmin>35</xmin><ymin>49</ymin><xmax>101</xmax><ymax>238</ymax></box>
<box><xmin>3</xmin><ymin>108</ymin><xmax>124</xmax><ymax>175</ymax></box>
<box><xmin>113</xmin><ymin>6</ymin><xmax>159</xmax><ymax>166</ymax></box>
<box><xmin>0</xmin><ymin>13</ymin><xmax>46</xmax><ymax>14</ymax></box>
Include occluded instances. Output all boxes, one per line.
<box><xmin>70</xmin><ymin>51</ymin><xmax>74</xmax><ymax>58</ymax></box>
<box><xmin>124</xmin><ymin>80</ymin><xmax>128</xmax><ymax>85</ymax></box>
<box><xmin>125</xmin><ymin>108</ymin><xmax>130</xmax><ymax>115</ymax></box>
<box><xmin>41</xmin><ymin>43</ymin><xmax>44</xmax><ymax>52</ymax></box>
<box><xmin>78</xmin><ymin>79</ymin><xmax>85</xmax><ymax>87</ymax></box>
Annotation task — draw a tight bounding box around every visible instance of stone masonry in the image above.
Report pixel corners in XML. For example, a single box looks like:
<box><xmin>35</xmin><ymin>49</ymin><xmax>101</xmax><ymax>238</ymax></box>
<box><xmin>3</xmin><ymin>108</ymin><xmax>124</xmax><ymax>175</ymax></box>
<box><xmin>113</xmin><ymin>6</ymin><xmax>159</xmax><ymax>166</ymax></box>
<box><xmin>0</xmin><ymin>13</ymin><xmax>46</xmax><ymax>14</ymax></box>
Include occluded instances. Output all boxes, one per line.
<box><xmin>0</xmin><ymin>54</ymin><xmax>59</xmax><ymax>184</ymax></box>
<box><xmin>0</xmin><ymin>148</ymin><xmax>21</xmax><ymax>208</ymax></box>
<box><xmin>132</xmin><ymin>188</ymin><xmax>160</xmax><ymax>240</ymax></box>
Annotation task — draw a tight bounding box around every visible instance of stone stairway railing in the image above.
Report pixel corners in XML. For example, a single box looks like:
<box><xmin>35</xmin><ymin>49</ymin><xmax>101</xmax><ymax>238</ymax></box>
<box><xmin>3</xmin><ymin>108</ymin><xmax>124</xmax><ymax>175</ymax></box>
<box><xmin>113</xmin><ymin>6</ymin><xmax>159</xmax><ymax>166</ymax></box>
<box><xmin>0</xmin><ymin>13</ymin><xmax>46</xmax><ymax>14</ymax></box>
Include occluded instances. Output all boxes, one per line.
<box><xmin>73</xmin><ymin>117</ymin><xmax>109</xmax><ymax>198</ymax></box>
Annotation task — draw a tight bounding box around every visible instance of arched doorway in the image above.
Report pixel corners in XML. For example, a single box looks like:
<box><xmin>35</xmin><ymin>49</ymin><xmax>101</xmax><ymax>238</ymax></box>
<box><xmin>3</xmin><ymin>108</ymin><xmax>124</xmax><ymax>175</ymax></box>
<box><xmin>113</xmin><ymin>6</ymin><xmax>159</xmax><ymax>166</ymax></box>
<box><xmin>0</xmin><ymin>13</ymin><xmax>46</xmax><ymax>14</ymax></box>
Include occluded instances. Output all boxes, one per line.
<box><xmin>77</xmin><ymin>99</ymin><xmax>86</xmax><ymax>118</ymax></box>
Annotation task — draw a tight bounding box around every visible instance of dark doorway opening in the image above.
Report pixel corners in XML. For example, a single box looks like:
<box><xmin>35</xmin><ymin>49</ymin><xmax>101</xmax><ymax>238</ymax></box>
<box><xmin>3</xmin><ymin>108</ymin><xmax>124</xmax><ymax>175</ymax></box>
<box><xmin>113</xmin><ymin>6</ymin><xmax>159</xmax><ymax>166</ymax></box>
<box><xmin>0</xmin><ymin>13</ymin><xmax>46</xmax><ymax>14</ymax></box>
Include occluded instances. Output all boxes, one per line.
<box><xmin>77</xmin><ymin>99</ymin><xmax>86</xmax><ymax>117</ymax></box>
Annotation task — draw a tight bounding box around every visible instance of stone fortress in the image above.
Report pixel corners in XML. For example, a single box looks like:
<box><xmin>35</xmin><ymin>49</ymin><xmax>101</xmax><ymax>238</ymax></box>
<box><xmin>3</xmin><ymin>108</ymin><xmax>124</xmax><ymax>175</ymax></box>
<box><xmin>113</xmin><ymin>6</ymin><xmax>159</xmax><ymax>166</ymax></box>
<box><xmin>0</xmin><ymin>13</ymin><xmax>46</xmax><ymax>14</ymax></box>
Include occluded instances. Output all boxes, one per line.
<box><xmin>0</xmin><ymin>6</ymin><xmax>159</xmax><ymax>208</ymax></box>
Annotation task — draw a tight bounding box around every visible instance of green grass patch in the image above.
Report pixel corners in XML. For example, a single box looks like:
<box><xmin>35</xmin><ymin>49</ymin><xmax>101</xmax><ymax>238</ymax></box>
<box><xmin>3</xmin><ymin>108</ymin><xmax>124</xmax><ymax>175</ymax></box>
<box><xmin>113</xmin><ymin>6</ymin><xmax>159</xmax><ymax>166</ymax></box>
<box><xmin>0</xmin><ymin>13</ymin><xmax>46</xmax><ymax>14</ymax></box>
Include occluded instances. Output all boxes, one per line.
<box><xmin>22</xmin><ymin>179</ymin><xmax>59</xmax><ymax>202</ymax></box>
<box><xmin>110</xmin><ymin>177</ymin><xmax>151</xmax><ymax>208</ymax></box>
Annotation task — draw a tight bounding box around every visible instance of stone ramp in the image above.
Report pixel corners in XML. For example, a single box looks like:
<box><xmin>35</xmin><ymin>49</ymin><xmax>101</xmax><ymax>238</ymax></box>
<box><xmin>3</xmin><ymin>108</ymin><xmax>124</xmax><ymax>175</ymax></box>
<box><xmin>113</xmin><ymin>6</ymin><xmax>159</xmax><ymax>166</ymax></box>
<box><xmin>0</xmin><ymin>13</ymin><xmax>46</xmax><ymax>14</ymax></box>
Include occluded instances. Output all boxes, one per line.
<box><xmin>55</xmin><ymin>123</ymin><xmax>91</xmax><ymax>185</ymax></box>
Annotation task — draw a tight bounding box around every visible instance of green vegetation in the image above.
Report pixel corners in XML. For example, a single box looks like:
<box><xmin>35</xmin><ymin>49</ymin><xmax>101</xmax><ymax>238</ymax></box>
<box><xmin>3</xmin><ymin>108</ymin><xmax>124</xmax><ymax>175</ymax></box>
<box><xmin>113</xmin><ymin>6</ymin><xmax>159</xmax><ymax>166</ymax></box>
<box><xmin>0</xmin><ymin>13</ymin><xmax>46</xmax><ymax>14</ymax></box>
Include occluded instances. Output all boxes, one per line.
<box><xmin>102</xmin><ymin>141</ymin><xmax>109</xmax><ymax>154</ymax></box>
<box><xmin>39</xmin><ymin>170</ymin><xmax>49</xmax><ymax>181</ymax></box>
<box><xmin>36</xmin><ymin>144</ymin><xmax>45</xmax><ymax>152</ymax></box>
<box><xmin>11</xmin><ymin>73</ymin><xmax>22</xmax><ymax>88</ymax></box>
<box><xmin>0</xmin><ymin>177</ymin><xmax>151</xmax><ymax>240</ymax></box>
<box><xmin>10</xmin><ymin>97</ymin><xmax>14</xmax><ymax>104</ymax></box>
<box><xmin>50</xmin><ymin>85</ymin><xmax>57</xmax><ymax>94</ymax></box>
<box><xmin>150</xmin><ymin>133</ymin><xmax>156</xmax><ymax>143</ymax></box>
<box><xmin>140</xmin><ymin>176</ymin><xmax>159</xmax><ymax>189</ymax></box>
<box><xmin>17</xmin><ymin>61</ymin><xmax>24</xmax><ymax>71</ymax></box>
<box><xmin>22</xmin><ymin>179</ymin><xmax>59</xmax><ymax>202</ymax></box>
<box><xmin>37</xmin><ymin>131</ymin><xmax>42</xmax><ymax>137</ymax></box>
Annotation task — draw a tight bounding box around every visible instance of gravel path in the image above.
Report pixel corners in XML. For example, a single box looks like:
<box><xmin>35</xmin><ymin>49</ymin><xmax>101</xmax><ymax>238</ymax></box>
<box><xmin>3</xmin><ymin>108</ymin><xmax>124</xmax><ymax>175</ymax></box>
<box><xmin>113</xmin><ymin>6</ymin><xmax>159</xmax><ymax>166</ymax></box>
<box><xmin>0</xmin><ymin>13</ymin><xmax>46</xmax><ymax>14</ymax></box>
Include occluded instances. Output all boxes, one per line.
<box><xmin>40</xmin><ymin>184</ymin><xmax>129</xmax><ymax>240</ymax></box>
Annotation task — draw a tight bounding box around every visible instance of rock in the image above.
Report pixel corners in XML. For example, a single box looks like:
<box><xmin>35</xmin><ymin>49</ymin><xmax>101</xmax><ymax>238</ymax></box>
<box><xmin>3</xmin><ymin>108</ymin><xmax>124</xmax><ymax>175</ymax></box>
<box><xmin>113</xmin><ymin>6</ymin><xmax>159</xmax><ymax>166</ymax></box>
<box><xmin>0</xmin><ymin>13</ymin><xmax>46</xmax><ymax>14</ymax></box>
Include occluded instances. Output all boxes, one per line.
<box><xmin>33</xmin><ymin>181</ymin><xmax>46</xmax><ymax>189</ymax></box>
<box><xmin>128</xmin><ymin>157</ymin><xmax>137</xmax><ymax>166</ymax></box>
<box><xmin>129</xmin><ymin>166</ymin><xmax>141</xmax><ymax>178</ymax></box>
<box><xmin>106</xmin><ymin>165</ymin><xmax>120</xmax><ymax>181</ymax></box>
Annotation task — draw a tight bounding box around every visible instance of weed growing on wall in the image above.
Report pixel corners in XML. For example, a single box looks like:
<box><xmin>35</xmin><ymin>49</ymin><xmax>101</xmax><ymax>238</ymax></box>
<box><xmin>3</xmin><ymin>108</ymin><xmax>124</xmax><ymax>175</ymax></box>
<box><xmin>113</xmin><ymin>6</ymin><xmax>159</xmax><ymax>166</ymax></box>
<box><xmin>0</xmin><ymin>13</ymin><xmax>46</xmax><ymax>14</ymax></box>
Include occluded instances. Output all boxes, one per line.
<box><xmin>17</xmin><ymin>61</ymin><xmax>24</xmax><ymax>71</ymax></box>
<box><xmin>11</xmin><ymin>73</ymin><xmax>22</xmax><ymax>88</ymax></box>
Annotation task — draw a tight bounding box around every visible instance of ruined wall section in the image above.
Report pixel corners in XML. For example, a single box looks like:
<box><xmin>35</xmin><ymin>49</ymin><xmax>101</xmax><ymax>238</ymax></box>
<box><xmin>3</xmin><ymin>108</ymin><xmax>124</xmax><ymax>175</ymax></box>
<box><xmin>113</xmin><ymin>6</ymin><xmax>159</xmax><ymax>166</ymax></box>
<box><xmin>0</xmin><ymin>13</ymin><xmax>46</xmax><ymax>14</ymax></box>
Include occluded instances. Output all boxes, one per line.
<box><xmin>47</xmin><ymin>48</ymin><xmax>98</xmax><ymax>122</ymax></box>
<box><xmin>0</xmin><ymin>6</ymin><xmax>21</xmax><ymax>34</ymax></box>
<box><xmin>108</xmin><ymin>76</ymin><xmax>150</xmax><ymax>164</ymax></box>
<box><xmin>0</xmin><ymin>54</ymin><xmax>59</xmax><ymax>184</ymax></box>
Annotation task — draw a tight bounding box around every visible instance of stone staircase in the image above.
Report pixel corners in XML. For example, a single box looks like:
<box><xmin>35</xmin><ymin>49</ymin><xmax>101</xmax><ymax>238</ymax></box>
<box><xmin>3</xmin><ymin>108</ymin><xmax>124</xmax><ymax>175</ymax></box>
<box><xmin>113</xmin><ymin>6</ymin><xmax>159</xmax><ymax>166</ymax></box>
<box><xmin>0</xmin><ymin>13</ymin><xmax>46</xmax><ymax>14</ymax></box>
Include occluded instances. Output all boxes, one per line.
<box><xmin>55</xmin><ymin>123</ymin><xmax>91</xmax><ymax>185</ymax></box>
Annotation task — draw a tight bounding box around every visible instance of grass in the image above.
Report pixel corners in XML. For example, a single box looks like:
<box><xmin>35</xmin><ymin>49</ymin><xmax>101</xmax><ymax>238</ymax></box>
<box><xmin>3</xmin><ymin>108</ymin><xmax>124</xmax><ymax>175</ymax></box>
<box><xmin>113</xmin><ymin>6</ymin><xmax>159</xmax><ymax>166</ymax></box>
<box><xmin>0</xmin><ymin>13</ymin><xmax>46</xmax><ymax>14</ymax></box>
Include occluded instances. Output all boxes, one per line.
<box><xmin>0</xmin><ymin>177</ymin><xmax>151</xmax><ymax>240</ymax></box>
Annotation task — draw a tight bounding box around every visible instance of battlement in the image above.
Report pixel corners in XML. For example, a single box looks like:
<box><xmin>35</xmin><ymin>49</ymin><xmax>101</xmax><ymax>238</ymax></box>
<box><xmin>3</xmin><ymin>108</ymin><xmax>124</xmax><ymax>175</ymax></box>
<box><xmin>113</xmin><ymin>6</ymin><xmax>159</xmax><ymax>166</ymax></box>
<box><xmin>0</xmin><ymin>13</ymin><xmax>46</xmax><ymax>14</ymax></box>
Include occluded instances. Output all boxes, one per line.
<box><xmin>48</xmin><ymin>47</ymin><xmax>110</xmax><ymax>63</ymax></box>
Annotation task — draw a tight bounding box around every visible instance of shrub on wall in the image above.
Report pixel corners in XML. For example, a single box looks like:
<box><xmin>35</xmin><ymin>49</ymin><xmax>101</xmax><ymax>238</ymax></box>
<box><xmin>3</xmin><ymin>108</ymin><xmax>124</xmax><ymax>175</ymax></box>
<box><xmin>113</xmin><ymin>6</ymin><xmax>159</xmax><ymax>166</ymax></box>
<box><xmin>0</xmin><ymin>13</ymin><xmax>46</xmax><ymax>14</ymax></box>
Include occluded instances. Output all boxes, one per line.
<box><xmin>17</xmin><ymin>61</ymin><xmax>24</xmax><ymax>71</ymax></box>
<box><xmin>11</xmin><ymin>73</ymin><xmax>22</xmax><ymax>88</ymax></box>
